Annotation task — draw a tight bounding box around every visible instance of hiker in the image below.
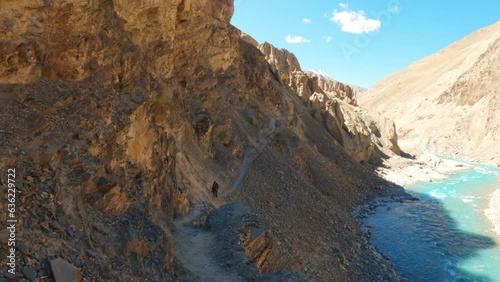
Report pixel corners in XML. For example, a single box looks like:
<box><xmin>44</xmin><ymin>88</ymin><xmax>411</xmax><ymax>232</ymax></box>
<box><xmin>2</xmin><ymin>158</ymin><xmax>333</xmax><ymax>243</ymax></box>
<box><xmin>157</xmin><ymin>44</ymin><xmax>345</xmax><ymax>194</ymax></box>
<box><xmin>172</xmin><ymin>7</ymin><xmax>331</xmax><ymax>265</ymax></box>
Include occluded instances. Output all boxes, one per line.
<box><xmin>211</xmin><ymin>181</ymin><xmax>219</xmax><ymax>198</ymax></box>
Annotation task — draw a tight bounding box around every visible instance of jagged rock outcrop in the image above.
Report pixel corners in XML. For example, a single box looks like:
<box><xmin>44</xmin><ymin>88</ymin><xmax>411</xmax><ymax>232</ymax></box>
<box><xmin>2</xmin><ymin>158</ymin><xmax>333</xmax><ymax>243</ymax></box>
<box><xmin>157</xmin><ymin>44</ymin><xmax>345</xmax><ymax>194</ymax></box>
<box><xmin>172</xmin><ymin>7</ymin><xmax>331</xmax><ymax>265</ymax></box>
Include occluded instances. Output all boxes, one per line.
<box><xmin>362</xmin><ymin>113</ymin><xmax>402</xmax><ymax>165</ymax></box>
<box><xmin>325</xmin><ymin>99</ymin><xmax>374</xmax><ymax>162</ymax></box>
<box><xmin>291</xmin><ymin>70</ymin><xmax>357</xmax><ymax>105</ymax></box>
<box><xmin>304</xmin><ymin>70</ymin><xmax>357</xmax><ymax>105</ymax></box>
<box><xmin>368</xmin><ymin>115</ymin><xmax>402</xmax><ymax>156</ymax></box>
<box><xmin>258</xmin><ymin>42</ymin><xmax>301</xmax><ymax>85</ymax></box>
<box><xmin>360</xmin><ymin>20</ymin><xmax>500</xmax><ymax>165</ymax></box>
<box><xmin>258</xmin><ymin>42</ymin><xmax>399</xmax><ymax>163</ymax></box>
<box><xmin>0</xmin><ymin>0</ymin><xmax>404</xmax><ymax>281</ymax></box>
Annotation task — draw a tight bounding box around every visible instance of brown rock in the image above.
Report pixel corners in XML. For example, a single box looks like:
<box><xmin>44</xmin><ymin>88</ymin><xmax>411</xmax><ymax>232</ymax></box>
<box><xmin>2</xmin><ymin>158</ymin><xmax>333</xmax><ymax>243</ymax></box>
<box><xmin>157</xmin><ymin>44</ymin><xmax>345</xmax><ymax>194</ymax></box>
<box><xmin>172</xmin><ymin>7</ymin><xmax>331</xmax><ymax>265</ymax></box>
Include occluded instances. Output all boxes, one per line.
<box><xmin>94</xmin><ymin>186</ymin><xmax>131</xmax><ymax>216</ymax></box>
<box><xmin>0</xmin><ymin>0</ymin><xmax>403</xmax><ymax>280</ymax></box>
<box><xmin>96</xmin><ymin>177</ymin><xmax>117</xmax><ymax>193</ymax></box>
<box><xmin>258</xmin><ymin>42</ymin><xmax>382</xmax><ymax>162</ymax></box>
<box><xmin>123</xmin><ymin>239</ymin><xmax>149</xmax><ymax>259</ymax></box>
<box><xmin>0</xmin><ymin>228</ymin><xmax>9</xmax><ymax>244</ymax></box>
<box><xmin>304</xmin><ymin>70</ymin><xmax>358</xmax><ymax>106</ymax></box>
<box><xmin>325</xmin><ymin>99</ymin><xmax>374</xmax><ymax>162</ymax></box>
<box><xmin>175</xmin><ymin>0</ymin><xmax>234</xmax><ymax>22</ymax></box>
<box><xmin>241</xmin><ymin>231</ymin><xmax>273</xmax><ymax>269</ymax></box>
<box><xmin>258</xmin><ymin>42</ymin><xmax>301</xmax><ymax>84</ymax></box>
<box><xmin>365</xmin><ymin>114</ymin><xmax>402</xmax><ymax>156</ymax></box>
<box><xmin>50</xmin><ymin>258</ymin><xmax>82</xmax><ymax>282</ymax></box>
<box><xmin>291</xmin><ymin>72</ymin><xmax>312</xmax><ymax>100</ymax></box>
<box><xmin>22</xmin><ymin>267</ymin><xmax>37</xmax><ymax>282</ymax></box>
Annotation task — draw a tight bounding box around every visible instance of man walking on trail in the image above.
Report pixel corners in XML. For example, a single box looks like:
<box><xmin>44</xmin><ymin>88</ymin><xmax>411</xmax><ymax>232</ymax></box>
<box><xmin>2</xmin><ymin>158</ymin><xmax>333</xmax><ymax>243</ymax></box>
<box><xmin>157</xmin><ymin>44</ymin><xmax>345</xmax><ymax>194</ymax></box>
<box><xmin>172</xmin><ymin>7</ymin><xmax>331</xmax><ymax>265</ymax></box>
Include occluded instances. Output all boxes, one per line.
<box><xmin>211</xmin><ymin>181</ymin><xmax>219</xmax><ymax>198</ymax></box>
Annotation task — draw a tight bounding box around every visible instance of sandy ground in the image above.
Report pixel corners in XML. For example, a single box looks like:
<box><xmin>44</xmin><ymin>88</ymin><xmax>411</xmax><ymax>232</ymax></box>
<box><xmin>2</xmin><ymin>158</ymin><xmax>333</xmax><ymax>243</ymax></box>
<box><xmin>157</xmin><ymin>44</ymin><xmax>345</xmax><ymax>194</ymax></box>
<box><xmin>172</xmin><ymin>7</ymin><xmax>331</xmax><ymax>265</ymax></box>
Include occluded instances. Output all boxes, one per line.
<box><xmin>486</xmin><ymin>188</ymin><xmax>500</xmax><ymax>239</ymax></box>
<box><xmin>376</xmin><ymin>153</ymin><xmax>470</xmax><ymax>187</ymax></box>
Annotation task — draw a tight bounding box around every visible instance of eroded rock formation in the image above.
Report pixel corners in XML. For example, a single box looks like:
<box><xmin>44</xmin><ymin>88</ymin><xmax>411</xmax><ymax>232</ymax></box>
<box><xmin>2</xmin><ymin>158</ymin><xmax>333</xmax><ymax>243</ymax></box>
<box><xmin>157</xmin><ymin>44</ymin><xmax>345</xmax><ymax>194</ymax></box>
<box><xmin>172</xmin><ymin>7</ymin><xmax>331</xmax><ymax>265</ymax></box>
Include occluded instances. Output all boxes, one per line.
<box><xmin>258</xmin><ymin>42</ymin><xmax>301</xmax><ymax>85</ymax></box>
<box><xmin>258</xmin><ymin>41</ymin><xmax>400</xmax><ymax>163</ymax></box>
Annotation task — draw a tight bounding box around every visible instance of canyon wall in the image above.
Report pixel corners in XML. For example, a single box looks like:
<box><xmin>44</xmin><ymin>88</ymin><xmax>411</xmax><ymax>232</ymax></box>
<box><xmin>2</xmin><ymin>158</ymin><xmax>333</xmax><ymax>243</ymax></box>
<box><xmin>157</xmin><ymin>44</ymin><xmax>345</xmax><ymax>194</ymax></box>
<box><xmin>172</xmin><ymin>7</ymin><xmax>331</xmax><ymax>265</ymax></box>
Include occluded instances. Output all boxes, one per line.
<box><xmin>258</xmin><ymin>42</ymin><xmax>401</xmax><ymax>163</ymax></box>
<box><xmin>0</xmin><ymin>0</ymin><xmax>402</xmax><ymax>280</ymax></box>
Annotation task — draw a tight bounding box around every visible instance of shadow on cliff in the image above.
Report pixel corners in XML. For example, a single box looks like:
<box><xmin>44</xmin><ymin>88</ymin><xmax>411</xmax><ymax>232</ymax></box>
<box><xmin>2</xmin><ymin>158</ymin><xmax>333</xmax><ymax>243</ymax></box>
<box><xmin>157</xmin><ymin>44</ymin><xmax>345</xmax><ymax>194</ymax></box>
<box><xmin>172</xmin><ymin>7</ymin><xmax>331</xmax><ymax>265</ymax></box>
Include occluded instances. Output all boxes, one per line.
<box><xmin>368</xmin><ymin>146</ymin><xmax>416</xmax><ymax>168</ymax></box>
<box><xmin>363</xmin><ymin>192</ymin><xmax>496</xmax><ymax>281</ymax></box>
<box><xmin>399</xmin><ymin>150</ymin><xmax>416</xmax><ymax>160</ymax></box>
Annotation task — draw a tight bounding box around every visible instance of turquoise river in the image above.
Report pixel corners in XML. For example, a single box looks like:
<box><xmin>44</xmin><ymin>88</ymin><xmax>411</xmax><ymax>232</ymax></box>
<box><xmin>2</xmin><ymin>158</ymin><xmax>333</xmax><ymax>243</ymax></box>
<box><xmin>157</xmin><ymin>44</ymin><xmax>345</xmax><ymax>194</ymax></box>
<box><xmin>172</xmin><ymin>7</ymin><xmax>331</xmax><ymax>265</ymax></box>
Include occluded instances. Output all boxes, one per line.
<box><xmin>363</xmin><ymin>158</ymin><xmax>500</xmax><ymax>281</ymax></box>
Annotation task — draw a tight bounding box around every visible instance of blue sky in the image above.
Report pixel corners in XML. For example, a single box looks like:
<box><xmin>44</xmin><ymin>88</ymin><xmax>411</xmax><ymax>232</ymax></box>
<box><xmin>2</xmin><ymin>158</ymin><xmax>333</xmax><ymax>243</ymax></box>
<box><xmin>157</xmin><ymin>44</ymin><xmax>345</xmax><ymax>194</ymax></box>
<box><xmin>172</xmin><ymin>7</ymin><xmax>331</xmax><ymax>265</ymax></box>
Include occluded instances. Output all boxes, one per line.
<box><xmin>231</xmin><ymin>1</ymin><xmax>500</xmax><ymax>88</ymax></box>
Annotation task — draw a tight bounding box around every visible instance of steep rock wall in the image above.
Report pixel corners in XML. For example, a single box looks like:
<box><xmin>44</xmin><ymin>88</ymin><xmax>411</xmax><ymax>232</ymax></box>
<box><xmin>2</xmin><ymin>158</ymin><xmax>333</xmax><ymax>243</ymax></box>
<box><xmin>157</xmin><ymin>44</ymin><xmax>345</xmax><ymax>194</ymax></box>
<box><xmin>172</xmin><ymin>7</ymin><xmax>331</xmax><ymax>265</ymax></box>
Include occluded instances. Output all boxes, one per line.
<box><xmin>257</xmin><ymin>41</ymin><xmax>399</xmax><ymax>163</ymax></box>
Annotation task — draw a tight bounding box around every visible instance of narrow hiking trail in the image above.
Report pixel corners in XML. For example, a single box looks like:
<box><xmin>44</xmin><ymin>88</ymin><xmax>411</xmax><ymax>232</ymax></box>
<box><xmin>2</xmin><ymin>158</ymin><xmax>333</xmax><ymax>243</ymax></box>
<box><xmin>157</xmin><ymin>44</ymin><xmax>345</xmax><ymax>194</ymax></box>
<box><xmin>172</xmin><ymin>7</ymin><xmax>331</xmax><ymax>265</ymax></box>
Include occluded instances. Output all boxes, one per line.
<box><xmin>174</xmin><ymin>212</ymin><xmax>245</xmax><ymax>282</ymax></box>
<box><xmin>231</xmin><ymin>119</ymin><xmax>279</xmax><ymax>193</ymax></box>
<box><xmin>172</xmin><ymin>119</ymin><xmax>278</xmax><ymax>282</ymax></box>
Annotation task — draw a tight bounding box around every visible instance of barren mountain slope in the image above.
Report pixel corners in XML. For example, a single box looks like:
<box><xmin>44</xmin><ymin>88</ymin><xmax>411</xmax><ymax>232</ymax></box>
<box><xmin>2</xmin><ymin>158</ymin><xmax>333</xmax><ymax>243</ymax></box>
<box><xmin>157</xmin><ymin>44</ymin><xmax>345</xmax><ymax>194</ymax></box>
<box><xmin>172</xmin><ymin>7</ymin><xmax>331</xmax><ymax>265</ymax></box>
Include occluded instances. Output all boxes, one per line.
<box><xmin>0</xmin><ymin>0</ymin><xmax>403</xmax><ymax>281</ymax></box>
<box><xmin>360</xmin><ymin>21</ymin><xmax>500</xmax><ymax>165</ymax></box>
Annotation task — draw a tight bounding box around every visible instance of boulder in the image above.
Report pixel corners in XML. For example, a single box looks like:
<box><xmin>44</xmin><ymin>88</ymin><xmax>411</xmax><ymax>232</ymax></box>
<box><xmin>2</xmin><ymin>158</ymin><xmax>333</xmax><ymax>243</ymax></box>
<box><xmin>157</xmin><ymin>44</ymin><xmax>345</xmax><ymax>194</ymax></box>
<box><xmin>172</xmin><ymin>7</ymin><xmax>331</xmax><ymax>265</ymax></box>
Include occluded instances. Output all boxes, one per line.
<box><xmin>50</xmin><ymin>258</ymin><xmax>82</xmax><ymax>282</ymax></box>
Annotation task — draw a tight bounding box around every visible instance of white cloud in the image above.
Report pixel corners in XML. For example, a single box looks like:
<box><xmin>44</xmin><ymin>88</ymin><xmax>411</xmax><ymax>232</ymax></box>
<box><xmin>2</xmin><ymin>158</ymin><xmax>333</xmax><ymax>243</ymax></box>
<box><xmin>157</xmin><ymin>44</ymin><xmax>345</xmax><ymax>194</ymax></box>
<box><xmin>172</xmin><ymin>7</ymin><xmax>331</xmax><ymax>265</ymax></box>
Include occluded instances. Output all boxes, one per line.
<box><xmin>331</xmin><ymin>4</ymin><xmax>381</xmax><ymax>34</ymax></box>
<box><xmin>286</xmin><ymin>35</ymin><xmax>310</xmax><ymax>44</ymax></box>
<box><xmin>388</xmin><ymin>6</ymin><xmax>400</xmax><ymax>13</ymax></box>
<box><xmin>339</xmin><ymin>3</ymin><xmax>349</xmax><ymax>9</ymax></box>
<box><xmin>302</xmin><ymin>18</ymin><xmax>312</xmax><ymax>24</ymax></box>
<box><xmin>322</xmin><ymin>35</ymin><xmax>333</xmax><ymax>43</ymax></box>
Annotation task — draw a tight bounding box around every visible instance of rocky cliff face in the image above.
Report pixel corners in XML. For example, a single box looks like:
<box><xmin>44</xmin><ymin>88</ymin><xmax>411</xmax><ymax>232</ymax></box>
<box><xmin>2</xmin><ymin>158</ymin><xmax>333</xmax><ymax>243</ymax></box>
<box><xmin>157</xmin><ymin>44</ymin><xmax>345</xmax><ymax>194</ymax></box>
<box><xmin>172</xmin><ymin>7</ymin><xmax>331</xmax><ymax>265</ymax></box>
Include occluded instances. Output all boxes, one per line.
<box><xmin>360</xmin><ymin>20</ymin><xmax>500</xmax><ymax>165</ymax></box>
<box><xmin>258</xmin><ymin>42</ymin><xmax>302</xmax><ymax>86</ymax></box>
<box><xmin>0</xmin><ymin>1</ymin><xmax>402</xmax><ymax>281</ymax></box>
<box><xmin>258</xmin><ymin>42</ymin><xmax>400</xmax><ymax>163</ymax></box>
<box><xmin>289</xmin><ymin>70</ymin><xmax>357</xmax><ymax>105</ymax></box>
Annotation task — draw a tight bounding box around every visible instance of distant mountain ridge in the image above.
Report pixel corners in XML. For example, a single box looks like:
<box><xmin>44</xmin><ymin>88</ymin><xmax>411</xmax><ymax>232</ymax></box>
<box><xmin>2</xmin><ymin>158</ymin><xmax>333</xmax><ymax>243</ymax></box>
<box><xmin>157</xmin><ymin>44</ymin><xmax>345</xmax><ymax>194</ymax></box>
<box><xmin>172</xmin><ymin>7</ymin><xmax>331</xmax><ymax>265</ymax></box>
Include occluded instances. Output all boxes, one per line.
<box><xmin>360</xmin><ymin>20</ymin><xmax>500</xmax><ymax>165</ymax></box>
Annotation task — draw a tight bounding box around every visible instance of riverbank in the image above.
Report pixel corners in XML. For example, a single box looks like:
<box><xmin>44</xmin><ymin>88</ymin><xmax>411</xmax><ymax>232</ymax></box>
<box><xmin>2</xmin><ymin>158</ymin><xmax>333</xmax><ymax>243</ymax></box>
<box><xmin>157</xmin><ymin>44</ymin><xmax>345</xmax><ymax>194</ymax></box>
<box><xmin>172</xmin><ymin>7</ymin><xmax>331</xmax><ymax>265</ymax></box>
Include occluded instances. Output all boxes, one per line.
<box><xmin>486</xmin><ymin>188</ymin><xmax>500</xmax><ymax>239</ymax></box>
<box><xmin>362</xmin><ymin>159</ymin><xmax>500</xmax><ymax>281</ymax></box>
<box><xmin>376</xmin><ymin>153</ymin><xmax>470</xmax><ymax>187</ymax></box>
<box><xmin>376</xmin><ymin>152</ymin><xmax>500</xmax><ymax>242</ymax></box>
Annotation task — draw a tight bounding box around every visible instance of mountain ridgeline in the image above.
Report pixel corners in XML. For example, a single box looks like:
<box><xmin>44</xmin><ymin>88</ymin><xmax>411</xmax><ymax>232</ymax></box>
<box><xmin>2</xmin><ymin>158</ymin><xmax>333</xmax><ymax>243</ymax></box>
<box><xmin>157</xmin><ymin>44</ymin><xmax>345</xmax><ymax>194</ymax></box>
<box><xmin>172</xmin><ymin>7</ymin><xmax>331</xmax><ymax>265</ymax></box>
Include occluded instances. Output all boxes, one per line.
<box><xmin>1</xmin><ymin>0</ymin><xmax>403</xmax><ymax>281</ymax></box>
<box><xmin>360</xmin><ymin>20</ymin><xmax>500</xmax><ymax>166</ymax></box>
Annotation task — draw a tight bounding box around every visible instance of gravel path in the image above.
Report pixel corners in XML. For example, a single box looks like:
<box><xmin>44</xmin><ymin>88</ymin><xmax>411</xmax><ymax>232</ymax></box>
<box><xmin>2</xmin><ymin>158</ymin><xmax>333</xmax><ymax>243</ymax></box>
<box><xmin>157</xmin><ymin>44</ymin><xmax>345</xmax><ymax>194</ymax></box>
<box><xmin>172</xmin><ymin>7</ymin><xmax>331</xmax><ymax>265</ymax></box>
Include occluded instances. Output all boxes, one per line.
<box><xmin>172</xmin><ymin>119</ymin><xmax>278</xmax><ymax>281</ymax></box>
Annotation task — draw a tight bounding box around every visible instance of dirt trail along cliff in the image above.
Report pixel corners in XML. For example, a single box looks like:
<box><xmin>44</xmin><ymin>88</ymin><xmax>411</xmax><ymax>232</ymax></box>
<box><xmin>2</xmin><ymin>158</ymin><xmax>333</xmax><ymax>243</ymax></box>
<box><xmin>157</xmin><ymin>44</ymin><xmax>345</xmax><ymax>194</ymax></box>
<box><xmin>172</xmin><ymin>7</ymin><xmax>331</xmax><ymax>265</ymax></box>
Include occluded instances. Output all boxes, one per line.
<box><xmin>173</xmin><ymin>119</ymin><xmax>278</xmax><ymax>282</ymax></box>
